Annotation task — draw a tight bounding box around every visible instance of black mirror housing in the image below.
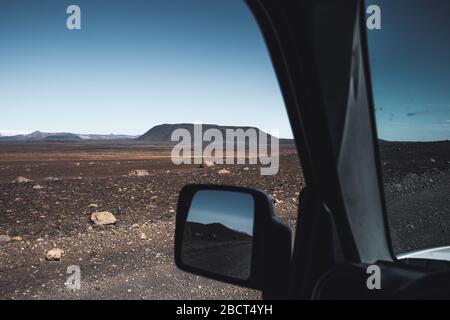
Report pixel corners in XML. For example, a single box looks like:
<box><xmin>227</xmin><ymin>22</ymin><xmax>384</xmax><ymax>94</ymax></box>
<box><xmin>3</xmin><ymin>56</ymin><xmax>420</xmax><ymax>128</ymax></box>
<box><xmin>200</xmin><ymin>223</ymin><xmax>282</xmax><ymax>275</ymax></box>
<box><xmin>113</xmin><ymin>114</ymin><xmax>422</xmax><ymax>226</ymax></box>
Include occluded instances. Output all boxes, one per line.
<box><xmin>174</xmin><ymin>184</ymin><xmax>292</xmax><ymax>299</ymax></box>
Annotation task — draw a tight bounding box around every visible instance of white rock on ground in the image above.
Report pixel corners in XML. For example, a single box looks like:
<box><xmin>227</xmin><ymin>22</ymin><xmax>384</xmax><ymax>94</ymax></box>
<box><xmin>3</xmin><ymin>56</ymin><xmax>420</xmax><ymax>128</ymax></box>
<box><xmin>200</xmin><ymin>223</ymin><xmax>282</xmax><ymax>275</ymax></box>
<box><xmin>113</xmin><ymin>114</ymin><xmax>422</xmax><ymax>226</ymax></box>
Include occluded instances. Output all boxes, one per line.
<box><xmin>128</xmin><ymin>169</ymin><xmax>149</xmax><ymax>177</ymax></box>
<box><xmin>46</xmin><ymin>248</ymin><xmax>64</xmax><ymax>261</ymax></box>
<box><xmin>12</xmin><ymin>176</ymin><xmax>32</xmax><ymax>183</ymax></box>
<box><xmin>200</xmin><ymin>161</ymin><xmax>215</xmax><ymax>168</ymax></box>
<box><xmin>217</xmin><ymin>169</ymin><xmax>231</xmax><ymax>175</ymax></box>
<box><xmin>90</xmin><ymin>211</ymin><xmax>118</xmax><ymax>225</ymax></box>
<box><xmin>32</xmin><ymin>184</ymin><xmax>44</xmax><ymax>190</ymax></box>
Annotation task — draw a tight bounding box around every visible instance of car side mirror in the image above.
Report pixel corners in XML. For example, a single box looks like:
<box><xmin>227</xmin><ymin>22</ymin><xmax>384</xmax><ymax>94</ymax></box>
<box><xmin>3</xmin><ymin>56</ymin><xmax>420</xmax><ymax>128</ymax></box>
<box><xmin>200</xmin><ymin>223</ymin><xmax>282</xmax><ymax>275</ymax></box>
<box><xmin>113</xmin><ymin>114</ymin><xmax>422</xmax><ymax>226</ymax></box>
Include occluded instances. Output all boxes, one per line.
<box><xmin>174</xmin><ymin>184</ymin><xmax>292</xmax><ymax>299</ymax></box>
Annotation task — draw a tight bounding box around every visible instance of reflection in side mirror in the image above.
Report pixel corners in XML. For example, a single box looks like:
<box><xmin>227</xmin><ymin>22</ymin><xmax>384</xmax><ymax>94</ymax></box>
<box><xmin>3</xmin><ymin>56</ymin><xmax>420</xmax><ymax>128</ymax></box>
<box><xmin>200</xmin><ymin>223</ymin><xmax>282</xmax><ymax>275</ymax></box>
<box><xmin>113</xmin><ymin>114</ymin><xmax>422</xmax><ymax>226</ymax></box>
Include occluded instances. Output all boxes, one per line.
<box><xmin>175</xmin><ymin>184</ymin><xmax>292</xmax><ymax>298</ymax></box>
<box><xmin>181</xmin><ymin>190</ymin><xmax>254</xmax><ymax>280</ymax></box>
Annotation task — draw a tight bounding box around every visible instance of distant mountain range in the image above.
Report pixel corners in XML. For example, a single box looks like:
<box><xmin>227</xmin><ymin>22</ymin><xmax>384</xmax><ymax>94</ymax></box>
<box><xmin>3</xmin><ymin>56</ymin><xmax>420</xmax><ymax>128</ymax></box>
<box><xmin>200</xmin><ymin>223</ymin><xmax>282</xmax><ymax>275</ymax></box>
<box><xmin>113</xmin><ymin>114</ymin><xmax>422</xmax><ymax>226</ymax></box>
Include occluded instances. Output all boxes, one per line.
<box><xmin>0</xmin><ymin>124</ymin><xmax>292</xmax><ymax>143</ymax></box>
<box><xmin>0</xmin><ymin>126</ymin><xmax>445</xmax><ymax>144</ymax></box>
<box><xmin>77</xmin><ymin>133</ymin><xmax>140</xmax><ymax>140</ymax></box>
<box><xmin>0</xmin><ymin>130</ymin><xmax>138</xmax><ymax>142</ymax></box>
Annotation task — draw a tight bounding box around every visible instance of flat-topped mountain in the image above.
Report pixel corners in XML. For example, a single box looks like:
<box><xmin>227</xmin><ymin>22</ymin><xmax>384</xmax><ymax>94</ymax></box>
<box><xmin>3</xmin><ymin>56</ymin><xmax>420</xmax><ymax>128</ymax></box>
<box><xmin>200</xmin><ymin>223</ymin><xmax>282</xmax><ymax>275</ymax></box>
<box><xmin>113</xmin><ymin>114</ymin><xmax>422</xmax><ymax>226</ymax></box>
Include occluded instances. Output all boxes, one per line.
<box><xmin>184</xmin><ymin>221</ymin><xmax>252</xmax><ymax>241</ymax></box>
<box><xmin>137</xmin><ymin>123</ymin><xmax>278</xmax><ymax>143</ymax></box>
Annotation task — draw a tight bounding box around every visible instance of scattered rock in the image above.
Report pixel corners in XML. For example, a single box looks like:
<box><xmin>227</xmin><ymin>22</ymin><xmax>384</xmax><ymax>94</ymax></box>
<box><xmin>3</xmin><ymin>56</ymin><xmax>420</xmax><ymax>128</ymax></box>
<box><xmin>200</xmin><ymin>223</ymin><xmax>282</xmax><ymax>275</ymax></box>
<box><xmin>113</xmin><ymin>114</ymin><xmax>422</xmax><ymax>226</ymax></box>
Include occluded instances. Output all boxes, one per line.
<box><xmin>200</xmin><ymin>161</ymin><xmax>215</xmax><ymax>168</ymax></box>
<box><xmin>140</xmin><ymin>233</ymin><xmax>147</xmax><ymax>240</ymax></box>
<box><xmin>90</xmin><ymin>211</ymin><xmax>118</xmax><ymax>225</ymax></box>
<box><xmin>131</xmin><ymin>223</ymin><xmax>140</xmax><ymax>229</ymax></box>
<box><xmin>217</xmin><ymin>169</ymin><xmax>231</xmax><ymax>175</ymax></box>
<box><xmin>11</xmin><ymin>236</ymin><xmax>23</xmax><ymax>241</ymax></box>
<box><xmin>128</xmin><ymin>169</ymin><xmax>149</xmax><ymax>177</ymax></box>
<box><xmin>46</xmin><ymin>248</ymin><xmax>63</xmax><ymax>261</ymax></box>
<box><xmin>0</xmin><ymin>235</ymin><xmax>11</xmax><ymax>243</ymax></box>
<box><xmin>32</xmin><ymin>184</ymin><xmax>44</xmax><ymax>190</ymax></box>
<box><xmin>12</xmin><ymin>176</ymin><xmax>32</xmax><ymax>183</ymax></box>
<box><xmin>88</xmin><ymin>203</ymin><xmax>99</xmax><ymax>208</ymax></box>
<box><xmin>272</xmin><ymin>198</ymin><xmax>282</xmax><ymax>205</ymax></box>
<box><xmin>430</xmin><ymin>158</ymin><xmax>436</xmax><ymax>163</ymax></box>
<box><xmin>243</xmin><ymin>167</ymin><xmax>250</xmax><ymax>171</ymax></box>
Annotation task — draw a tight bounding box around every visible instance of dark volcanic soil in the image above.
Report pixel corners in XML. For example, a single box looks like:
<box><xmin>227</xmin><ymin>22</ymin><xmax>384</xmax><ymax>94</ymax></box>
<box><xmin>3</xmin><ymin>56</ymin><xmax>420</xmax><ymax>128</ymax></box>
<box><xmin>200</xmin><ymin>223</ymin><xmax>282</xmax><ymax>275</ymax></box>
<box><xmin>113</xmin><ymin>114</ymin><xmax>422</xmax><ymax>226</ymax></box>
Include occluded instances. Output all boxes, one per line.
<box><xmin>0</xmin><ymin>140</ymin><xmax>448</xmax><ymax>299</ymax></box>
<box><xmin>379</xmin><ymin>141</ymin><xmax>450</xmax><ymax>254</ymax></box>
<box><xmin>0</xmin><ymin>143</ymin><xmax>302</xmax><ymax>299</ymax></box>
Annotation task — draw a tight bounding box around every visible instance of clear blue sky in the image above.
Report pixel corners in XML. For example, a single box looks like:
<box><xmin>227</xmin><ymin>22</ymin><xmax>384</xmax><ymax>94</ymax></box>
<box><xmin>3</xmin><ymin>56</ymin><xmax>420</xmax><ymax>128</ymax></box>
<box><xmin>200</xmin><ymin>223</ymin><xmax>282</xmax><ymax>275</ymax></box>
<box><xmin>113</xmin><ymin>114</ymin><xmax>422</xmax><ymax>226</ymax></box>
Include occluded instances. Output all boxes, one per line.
<box><xmin>0</xmin><ymin>0</ymin><xmax>291</xmax><ymax>137</ymax></box>
<box><xmin>368</xmin><ymin>0</ymin><xmax>450</xmax><ymax>141</ymax></box>
<box><xmin>187</xmin><ymin>190</ymin><xmax>254</xmax><ymax>235</ymax></box>
<box><xmin>1</xmin><ymin>1</ymin><xmax>449</xmax><ymax>141</ymax></box>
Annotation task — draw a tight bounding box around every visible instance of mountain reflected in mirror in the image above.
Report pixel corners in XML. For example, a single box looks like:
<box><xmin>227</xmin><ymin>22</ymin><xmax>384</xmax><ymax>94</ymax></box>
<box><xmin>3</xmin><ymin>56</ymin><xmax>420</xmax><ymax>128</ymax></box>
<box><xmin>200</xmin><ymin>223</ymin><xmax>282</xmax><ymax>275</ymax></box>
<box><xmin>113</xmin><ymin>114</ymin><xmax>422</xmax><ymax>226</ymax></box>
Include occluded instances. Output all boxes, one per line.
<box><xmin>181</xmin><ymin>190</ymin><xmax>254</xmax><ymax>280</ymax></box>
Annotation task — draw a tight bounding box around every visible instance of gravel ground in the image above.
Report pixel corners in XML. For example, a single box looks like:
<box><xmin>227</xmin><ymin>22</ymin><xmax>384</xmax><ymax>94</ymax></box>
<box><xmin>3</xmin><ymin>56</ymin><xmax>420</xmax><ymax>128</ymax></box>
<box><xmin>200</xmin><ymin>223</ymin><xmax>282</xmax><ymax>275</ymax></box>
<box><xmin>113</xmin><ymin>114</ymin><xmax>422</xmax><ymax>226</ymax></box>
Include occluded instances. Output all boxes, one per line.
<box><xmin>0</xmin><ymin>144</ymin><xmax>302</xmax><ymax>299</ymax></box>
<box><xmin>0</xmin><ymin>140</ymin><xmax>448</xmax><ymax>299</ymax></box>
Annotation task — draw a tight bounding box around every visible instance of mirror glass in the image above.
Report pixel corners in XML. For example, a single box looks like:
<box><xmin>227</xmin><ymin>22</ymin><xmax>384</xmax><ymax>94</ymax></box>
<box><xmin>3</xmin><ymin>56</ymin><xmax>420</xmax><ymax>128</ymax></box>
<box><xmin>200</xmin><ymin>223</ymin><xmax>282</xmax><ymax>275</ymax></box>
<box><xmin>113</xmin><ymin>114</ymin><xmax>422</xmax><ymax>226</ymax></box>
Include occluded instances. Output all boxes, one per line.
<box><xmin>181</xmin><ymin>190</ymin><xmax>255</xmax><ymax>280</ymax></box>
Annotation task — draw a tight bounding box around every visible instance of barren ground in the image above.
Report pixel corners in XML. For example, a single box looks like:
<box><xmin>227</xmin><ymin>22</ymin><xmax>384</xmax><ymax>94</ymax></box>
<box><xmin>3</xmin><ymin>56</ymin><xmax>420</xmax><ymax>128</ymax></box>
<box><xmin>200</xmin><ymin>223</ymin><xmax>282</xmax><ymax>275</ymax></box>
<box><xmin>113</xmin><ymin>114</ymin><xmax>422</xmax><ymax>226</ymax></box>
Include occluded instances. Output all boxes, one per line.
<box><xmin>379</xmin><ymin>141</ymin><xmax>450</xmax><ymax>254</ymax></box>
<box><xmin>0</xmin><ymin>142</ymin><xmax>302</xmax><ymax>300</ymax></box>
<box><xmin>0</xmin><ymin>140</ymin><xmax>448</xmax><ymax>299</ymax></box>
